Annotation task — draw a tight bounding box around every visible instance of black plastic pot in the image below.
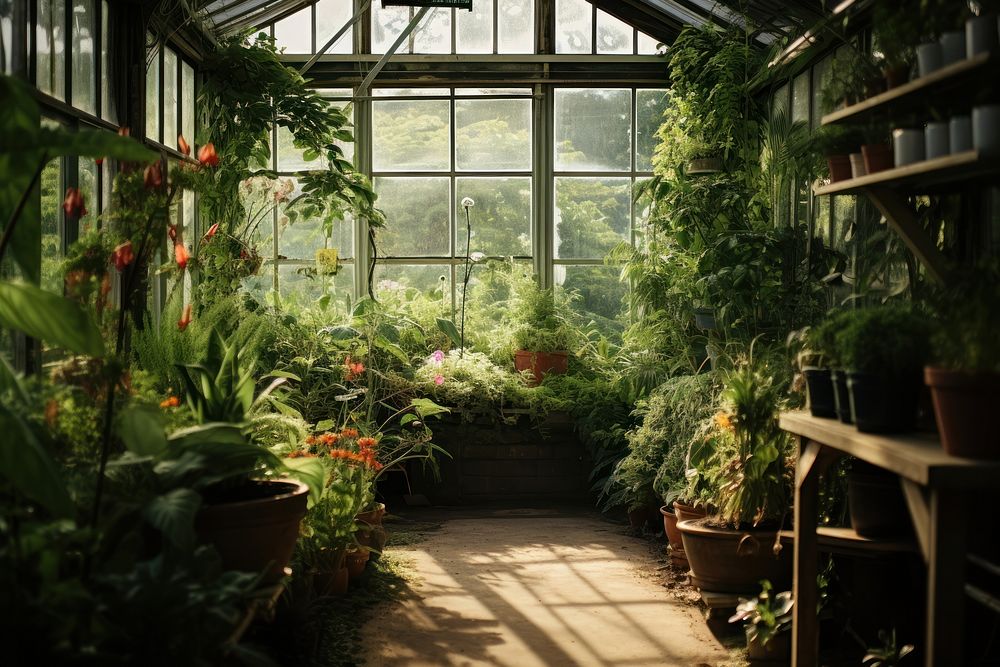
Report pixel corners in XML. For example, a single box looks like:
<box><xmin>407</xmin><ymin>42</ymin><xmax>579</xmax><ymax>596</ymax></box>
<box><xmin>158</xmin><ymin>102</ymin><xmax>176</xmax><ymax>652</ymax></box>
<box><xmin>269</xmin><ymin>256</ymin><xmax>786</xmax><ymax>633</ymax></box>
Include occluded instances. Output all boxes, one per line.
<box><xmin>847</xmin><ymin>371</ymin><xmax>921</xmax><ymax>433</ymax></box>
<box><xmin>830</xmin><ymin>369</ymin><xmax>853</xmax><ymax>424</ymax></box>
<box><xmin>847</xmin><ymin>462</ymin><xmax>911</xmax><ymax>537</ymax></box>
<box><xmin>803</xmin><ymin>367</ymin><xmax>836</xmax><ymax>419</ymax></box>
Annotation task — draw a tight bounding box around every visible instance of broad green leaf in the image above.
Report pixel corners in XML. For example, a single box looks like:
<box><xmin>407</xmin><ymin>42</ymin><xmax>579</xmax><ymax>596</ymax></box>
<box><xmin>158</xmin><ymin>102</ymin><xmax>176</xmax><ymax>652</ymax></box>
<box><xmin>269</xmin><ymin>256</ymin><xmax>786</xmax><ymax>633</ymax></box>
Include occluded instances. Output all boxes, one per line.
<box><xmin>0</xmin><ymin>356</ymin><xmax>28</xmax><ymax>405</ymax></box>
<box><xmin>436</xmin><ymin>318</ymin><xmax>462</xmax><ymax>348</ymax></box>
<box><xmin>0</xmin><ymin>281</ymin><xmax>105</xmax><ymax>357</ymax></box>
<box><xmin>117</xmin><ymin>405</ymin><xmax>168</xmax><ymax>457</ymax></box>
<box><xmin>0</xmin><ymin>127</ymin><xmax>158</xmax><ymax>163</ymax></box>
<box><xmin>0</xmin><ymin>403</ymin><xmax>74</xmax><ymax>517</ymax></box>
<box><xmin>410</xmin><ymin>397</ymin><xmax>450</xmax><ymax>420</ymax></box>
<box><xmin>375</xmin><ymin>336</ymin><xmax>410</xmax><ymax>365</ymax></box>
<box><xmin>319</xmin><ymin>325</ymin><xmax>360</xmax><ymax>341</ymax></box>
<box><xmin>143</xmin><ymin>488</ymin><xmax>201</xmax><ymax>552</ymax></box>
<box><xmin>282</xmin><ymin>458</ymin><xmax>326</xmax><ymax>507</ymax></box>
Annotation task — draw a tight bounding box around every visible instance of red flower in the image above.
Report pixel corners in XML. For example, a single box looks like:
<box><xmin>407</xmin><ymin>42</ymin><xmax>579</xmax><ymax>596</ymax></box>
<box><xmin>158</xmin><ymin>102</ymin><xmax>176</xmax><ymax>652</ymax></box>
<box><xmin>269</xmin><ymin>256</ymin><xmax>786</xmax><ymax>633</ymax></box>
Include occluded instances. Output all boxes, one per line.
<box><xmin>203</xmin><ymin>223</ymin><xmax>219</xmax><ymax>242</ymax></box>
<box><xmin>159</xmin><ymin>396</ymin><xmax>180</xmax><ymax>408</ymax></box>
<box><xmin>168</xmin><ymin>225</ymin><xmax>177</xmax><ymax>242</ymax></box>
<box><xmin>144</xmin><ymin>162</ymin><xmax>163</xmax><ymax>189</ymax></box>
<box><xmin>197</xmin><ymin>142</ymin><xmax>220</xmax><ymax>167</ymax></box>
<box><xmin>358</xmin><ymin>437</ymin><xmax>377</xmax><ymax>450</ymax></box>
<box><xmin>117</xmin><ymin>127</ymin><xmax>130</xmax><ymax>137</ymax></box>
<box><xmin>95</xmin><ymin>157</ymin><xmax>104</xmax><ymax>166</ymax></box>
<box><xmin>343</xmin><ymin>355</ymin><xmax>365</xmax><ymax>381</ymax></box>
<box><xmin>112</xmin><ymin>241</ymin><xmax>134</xmax><ymax>272</ymax></box>
<box><xmin>178</xmin><ymin>135</ymin><xmax>191</xmax><ymax>156</ymax></box>
<box><xmin>174</xmin><ymin>243</ymin><xmax>189</xmax><ymax>270</ymax></box>
<box><xmin>177</xmin><ymin>303</ymin><xmax>193</xmax><ymax>331</ymax></box>
<box><xmin>62</xmin><ymin>188</ymin><xmax>87</xmax><ymax>218</ymax></box>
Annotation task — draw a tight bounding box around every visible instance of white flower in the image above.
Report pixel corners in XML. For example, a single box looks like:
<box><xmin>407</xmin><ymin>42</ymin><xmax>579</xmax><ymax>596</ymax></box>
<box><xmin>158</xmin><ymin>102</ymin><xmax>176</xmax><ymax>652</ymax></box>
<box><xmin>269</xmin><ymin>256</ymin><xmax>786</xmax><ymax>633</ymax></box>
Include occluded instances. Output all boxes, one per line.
<box><xmin>470</xmin><ymin>252</ymin><xmax>486</xmax><ymax>262</ymax></box>
<box><xmin>461</xmin><ymin>197</ymin><xmax>475</xmax><ymax>208</ymax></box>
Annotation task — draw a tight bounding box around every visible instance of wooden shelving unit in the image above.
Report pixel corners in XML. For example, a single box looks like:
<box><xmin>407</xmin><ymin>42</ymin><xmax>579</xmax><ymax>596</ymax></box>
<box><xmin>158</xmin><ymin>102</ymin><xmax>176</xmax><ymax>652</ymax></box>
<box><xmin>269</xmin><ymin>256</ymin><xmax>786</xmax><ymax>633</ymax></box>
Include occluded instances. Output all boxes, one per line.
<box><xmin>821</xmin><ymin>51</ymin><xmax>999</xmax><ymax>126</ymax></box>
<box><xmin>777</xmin><ymin>526</ymin><xmax>917</xmax><ymax>557</ymax></box>
<box><xmin>813</xmin><ymin>150</ymin><xmax>1000</xmax><ymax>197</ymax></box>
<box><xmin>780</xmin><ymin>411</ymin><xmax>1000</xmax><ymax>667</ymax></box>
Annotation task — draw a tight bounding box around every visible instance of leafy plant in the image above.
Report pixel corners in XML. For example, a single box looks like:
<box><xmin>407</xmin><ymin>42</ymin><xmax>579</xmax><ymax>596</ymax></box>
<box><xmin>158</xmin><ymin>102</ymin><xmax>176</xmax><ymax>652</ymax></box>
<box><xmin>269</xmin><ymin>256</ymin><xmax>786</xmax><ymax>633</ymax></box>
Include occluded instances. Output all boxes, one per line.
<box><xmin>863</xmin><ymin>629</ymin><xmax>915</xmax><ymax>666</ymax></box>
<box><xmin>927</xmin><ymin>259</ymin><xmax>1000</xmax><ymax>372</ymax></box>
<box><xmin>728</xmin><ymin>580</ymin><xmax>794</xmax><ymax>647</ymax></box>
<box><xmin>811</xmin><ymin>125</ymin><xmax>864</xmax><ymax>158</ymax></box>
<box><xmin>511</xmin><ymin>278</ymin><xmax>576</xmax><ymax>353</ymax></box>
<box><xmin>835</xmin><ymin>305</ymin><xmax>931</xmax><ymax>378</ymax></box>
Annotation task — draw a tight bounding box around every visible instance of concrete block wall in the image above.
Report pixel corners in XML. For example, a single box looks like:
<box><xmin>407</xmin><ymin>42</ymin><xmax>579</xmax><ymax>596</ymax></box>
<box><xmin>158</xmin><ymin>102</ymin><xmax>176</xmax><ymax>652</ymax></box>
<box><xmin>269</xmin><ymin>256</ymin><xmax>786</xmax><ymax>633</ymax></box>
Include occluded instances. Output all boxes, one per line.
<box><xmin>410</xmin><ymin>411</ymin><xmax>592</xmax><ymax>505</ymax></box>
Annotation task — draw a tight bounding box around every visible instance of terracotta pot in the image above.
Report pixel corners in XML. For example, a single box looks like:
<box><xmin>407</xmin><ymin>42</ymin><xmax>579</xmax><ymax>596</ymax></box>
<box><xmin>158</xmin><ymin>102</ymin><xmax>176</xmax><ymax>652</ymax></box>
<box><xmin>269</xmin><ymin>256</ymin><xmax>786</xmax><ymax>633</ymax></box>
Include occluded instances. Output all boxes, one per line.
<box><xmin>357</xmin><ymin>502</ymin><xmax>386</xmax><ymax>527</ymax></box>
<box><xmin>514</xmin><ymin>350</ymin><xmax>568</xmax><ymax>385</ymax></box>
<box><xmin>848</xmin><ymin>462</ymin><xmax>911</xmax><ymax>537</ymax></box>
<box><xmin>826</xmin><ymin>155</ymin><xmax>852</xmax><ymax>183</ymax></box>
<box><xmin>748</xmin><ymin>631</ymin><xmax>792</xmax><ymax>663</ymax></box>
<box><xmin>314</xmin><ymin>565</ymin><xmax>349</xmax><ymax>597</ymax></box>
<box><xmin>673</xmin><ymin>500</ymin><xmax>709</xmax><ymax>524</ymax></box>
<box><xmin>862</xmin><ymin>143</ymin><xmax>893</xmax><ymax>174</ymax></box>
<box><xmin>883</xmin><ymin>64</ymin><xmax>910</xmax><ymax>89</ymax></box>
<box><xmin>677</xmin><ymin>519</ymin><xmax>791</xmax><ymax>594</ymax></box>
<box><xmin>196</xmin><ymin>480</ymin><xmax>308</xmax><ymax>584</ymax></box>
<box><xmin>660</xmin><ymin>505</ymin><xmax>688</xmax><ymax>567</ymax></box>
<box><xmin>687</xmin><ymin>157</ymin><xmax>723</xmax><ymax>173</ymax></box>
<box><xmin>345</xmin><ymin>549</ymin><xmax>370</xmax><ymax>579</ymax></box>
<box><xmin>926</xmin><ymin>367</ymin><xmax>1000</xmax><ymax>459</ymax></box>
<box><xmin>803</xmin><ymin>367</ymin><xmax>836</xmax><ymax>419</ymax></box>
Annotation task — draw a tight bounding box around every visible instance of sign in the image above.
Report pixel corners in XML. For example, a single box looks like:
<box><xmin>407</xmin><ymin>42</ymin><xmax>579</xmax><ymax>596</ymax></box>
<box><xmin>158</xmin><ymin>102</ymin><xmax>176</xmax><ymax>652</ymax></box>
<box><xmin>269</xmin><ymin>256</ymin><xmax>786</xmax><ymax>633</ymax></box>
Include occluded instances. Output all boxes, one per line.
<box><xmin>382</xmin><ymin>0</ymin><xmax>472</xmax><ymax>8</ymax></box>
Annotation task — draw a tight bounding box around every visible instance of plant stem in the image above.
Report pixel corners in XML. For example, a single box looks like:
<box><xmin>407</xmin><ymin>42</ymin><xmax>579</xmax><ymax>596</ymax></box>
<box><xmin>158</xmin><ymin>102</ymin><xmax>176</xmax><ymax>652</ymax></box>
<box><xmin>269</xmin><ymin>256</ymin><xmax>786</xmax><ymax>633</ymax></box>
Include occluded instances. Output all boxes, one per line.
<box><xmin>0</xmin><ymin>154</ymin><xmax>49</xmax><ymax>265</ymax></box>
<box><xmin>460</xmin><ymin>204</ymin><xmax>472</xmax><ymax>358</ymax></box>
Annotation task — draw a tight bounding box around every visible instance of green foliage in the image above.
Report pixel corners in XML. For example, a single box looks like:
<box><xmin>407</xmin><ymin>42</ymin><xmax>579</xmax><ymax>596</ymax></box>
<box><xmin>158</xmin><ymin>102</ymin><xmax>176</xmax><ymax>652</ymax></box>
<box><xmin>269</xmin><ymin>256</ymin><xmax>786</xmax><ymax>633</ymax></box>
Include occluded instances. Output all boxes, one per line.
<box><xmin>728</xmin><ymin>580</ymin><xmax>794</xmax><ymax>647</ymax></box>
<box><xmin>927</xmin><ymin>260</ymin><xmax>1000</xmax><ymax>372</ymax></box>
<box><xmin>176</xmin><ymin>330</ymin><xmax>258</xmax><ymax>424</ymax></box>
<box><xmin>810</xmin><ymin>124</ymin><xmax>864</xmax><ymax>158</ymax></box>
<box><xmin>863</xmin><ymin>629</ymin><xmax>915</xmax><ymax>666</ymax></box>
<box><xmin>819</xmin><ymin>47</ymin><xmax>880</xmax><ymax>113</ymax></box>
<box><xmin>511</xmin><ymin>278</ymin><xmax>576</xmax><ymax>353</ymax></box>
<box><xmin>836</xmin><ymin>305</ymin><xmax>931</xmax><ymax>377</ymax></box>
<box><xmin>0</xmin><ymin>280</ymin><xmax>104</xmax><ymax>357</ymax></box>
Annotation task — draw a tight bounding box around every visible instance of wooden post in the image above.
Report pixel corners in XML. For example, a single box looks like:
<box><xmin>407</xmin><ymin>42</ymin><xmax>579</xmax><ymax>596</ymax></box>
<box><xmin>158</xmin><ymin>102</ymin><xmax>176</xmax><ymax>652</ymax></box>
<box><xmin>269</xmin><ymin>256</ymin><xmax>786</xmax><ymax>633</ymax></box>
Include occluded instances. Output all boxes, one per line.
<box><xmin>925</xmin><ymin>490</ymin><xmax>966</xmax><ymax>666</ymax></box>
<box><xmin>792</xmin><ymin>438</ymin><xmax>838</xmax><ymax>667</ymax></box>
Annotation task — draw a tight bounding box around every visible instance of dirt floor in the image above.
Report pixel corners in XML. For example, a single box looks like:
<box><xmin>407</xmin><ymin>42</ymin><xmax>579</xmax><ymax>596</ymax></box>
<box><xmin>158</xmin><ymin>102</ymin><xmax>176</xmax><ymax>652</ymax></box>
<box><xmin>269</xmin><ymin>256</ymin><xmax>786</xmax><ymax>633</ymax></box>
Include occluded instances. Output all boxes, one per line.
<box><xmin>360</xmin><ymin>507</ymin><xmax>742</xmax><ymax>667</ymax></box>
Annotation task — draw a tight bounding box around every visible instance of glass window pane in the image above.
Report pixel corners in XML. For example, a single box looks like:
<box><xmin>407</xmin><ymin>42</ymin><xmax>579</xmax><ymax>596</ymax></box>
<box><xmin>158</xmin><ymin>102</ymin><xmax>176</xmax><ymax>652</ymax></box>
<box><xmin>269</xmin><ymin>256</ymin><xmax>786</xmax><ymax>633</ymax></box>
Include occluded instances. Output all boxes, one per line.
<box><xmin>41</xmin><ymin>157</ymin><xmax>63</xmax><ymax>294</ymax></box>
<box><xmin>372</xmin><ymin>6</ymin><xmax>451</xmax><ymax>54</ymax></box>
<box><xmin>372</xmin><ymin>99</ymin><xmax>450</xmax><ymax>171</ymax></box>
<box><xmin>278</xmin><ymin>263</ymin><xmax>355</xmax><ymax>314</ymax></box>
<box><xmin>373</xmin><ymin>177</ymin><xmax>450</xmax><ymax>257</ymax></box>
<box><xmin>555</xmin><ymin>265</ymin><xmax>626</xmax><ymax>332</ymax></box>
<box><xmin>277</xmin><ymin>125</ymin><xmax>319</xmax><ymax>171</ymax></box>
<box><xmin>456</xmin><ymin>177</ymin><xmax>531</xmax><ymax>257</ymax></box>
<box><xmin>637</xmin><ymin>31</ymin><xmax>662</xmax><ymax>55</ymax></box>
<box><xmin>554</xmin><ymin>89</ymin><xmax>631</xmax><ymax>171</ymax></box>
<box><xmin>498</xmin><ymin>0</ymin><xmax>533</xmax><ymax>53</ymax></box>
<box><xmin>71</xmin><ymin>0</ymin><xmax>95</xmax><ymax>114</ymax></box>
<box><xmin>375</xmin><ymin>264</ymin><xmax>451</xmax><ymax>300</ymax></box>
<box><xmin>1</xmin><ymin>4</ymin><xmax>11</xmax><ymax>73</ymax></box>
<box><xmin>811</xmin><ymin>56</ymin><xmax>831</xmax><ymax>129</ymax></box>
<box><xmin>554</xmin><ymin>177</ymin><xmax>630</xmax><ymax>259</ymax></box>
<box><xmin>330</xmin><ymin>99</ymin><xmax>355</xmax><ymax>163</ymax></box>
<box><xmin>163</xmin><ymin>47</ymin><xmax>178</xmax><ymax>148</ymax></box>
<box><xmin>182</xmin><ymin>60</ymin><xmax>194</xmax><ymax>147</ymax></box>
<box><xmin>771</xmin><ymin>82</ymin><xmax>789</xmax><ymax>120</ymax></box>
<box><xmin>145</xmin><ymin>43</ymin><xmax>159</xmax><ymax>141</ymax></box>
<box><xmin>596</xmin><ymin>10</ymin><xmax>632</xmax><ymax>55</ymax></box>
<box><xmin>456</xmin><ymin>98</ymin><xmax>531</xmax><ymax>171</ymax></box>
<box><xmin>374</xmin><ymin>88</ymin><xmax>449</xmax><ymax>97</ymax></box>
<box><xmin>556</xmin><ymin>0</ymin><xmax>591</xmax><ymax>54</ymax></box>
<box><xmin>78</xmin><ymin>158</ymin><xmax>97</xmax><ymax>230</ymax></box>
<box><xmin>101</xmin><ymin>0</ymin><xmax>114</xmax><ymax>122</ymax></box>
<box><xmin>275</xmin><ymin>7</ymin><xmax>312</xmax><ymax>54</ymax></box>
<box><xmin>37</xmin><ymin>0</ymin><xmax>67</xmax><ymax>100</ymax></box>
<box><xmin>792</xmin><ymin>71</ymin><xmax>810</xmax><ymax>124</ymax></box>
<box><xmin>636</xmin><ymin>89</ymin><xmax>666</xmax><ymax>172</ymax></box>
<box><xmin>315</xmin><ymin>0</ymin><xmax>353</xmax><ymax>55</ymax></box>
<box><xmin>457</xmin><ymin>0</ymin><xmax>493</xmax><ymax>54</ymax></box>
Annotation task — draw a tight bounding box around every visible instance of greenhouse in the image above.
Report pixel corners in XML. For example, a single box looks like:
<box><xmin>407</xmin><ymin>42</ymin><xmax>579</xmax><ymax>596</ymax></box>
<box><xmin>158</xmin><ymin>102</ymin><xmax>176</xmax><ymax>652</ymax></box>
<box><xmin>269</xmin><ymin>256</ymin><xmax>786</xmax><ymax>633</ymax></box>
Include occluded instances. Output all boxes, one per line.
<box><xmin>2</xmin><ymin>0</ymin><xmax>1000</xmax><ymax>664</ymax></box>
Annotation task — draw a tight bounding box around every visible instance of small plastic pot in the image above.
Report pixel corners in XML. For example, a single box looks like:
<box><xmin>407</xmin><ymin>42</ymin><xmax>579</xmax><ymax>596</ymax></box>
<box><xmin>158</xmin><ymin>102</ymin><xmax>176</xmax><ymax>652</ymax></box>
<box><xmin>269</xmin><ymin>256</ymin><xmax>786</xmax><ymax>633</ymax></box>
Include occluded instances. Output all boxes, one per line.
<box><xmin>803</xmin><ymin>367</ymin><xmax>837</xmax><ymax>419</ymax></box>
<box><xmin>847</xmin><ymin>371</ymin><xmax>922</xmax><ymax>434</ymax></box>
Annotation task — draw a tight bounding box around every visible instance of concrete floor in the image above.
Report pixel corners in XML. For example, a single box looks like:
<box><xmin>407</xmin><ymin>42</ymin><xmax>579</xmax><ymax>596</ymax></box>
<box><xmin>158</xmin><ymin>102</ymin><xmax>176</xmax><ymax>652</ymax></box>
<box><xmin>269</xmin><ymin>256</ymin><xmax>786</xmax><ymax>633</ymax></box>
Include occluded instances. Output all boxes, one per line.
<box><xmin>361</xmin><ymin>508</ymin><xmax>730</xmax><ymax>667</ymax></box>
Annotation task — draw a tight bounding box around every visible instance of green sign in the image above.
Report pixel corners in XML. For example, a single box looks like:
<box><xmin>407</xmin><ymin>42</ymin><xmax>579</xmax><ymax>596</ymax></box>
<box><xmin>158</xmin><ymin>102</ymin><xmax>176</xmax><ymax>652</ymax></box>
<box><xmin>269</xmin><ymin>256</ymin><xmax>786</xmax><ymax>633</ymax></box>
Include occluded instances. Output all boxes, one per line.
<box><xmin>382</xmin><ymin>0</ymin><xmax>472</xmax><ymax>8</ymax></box>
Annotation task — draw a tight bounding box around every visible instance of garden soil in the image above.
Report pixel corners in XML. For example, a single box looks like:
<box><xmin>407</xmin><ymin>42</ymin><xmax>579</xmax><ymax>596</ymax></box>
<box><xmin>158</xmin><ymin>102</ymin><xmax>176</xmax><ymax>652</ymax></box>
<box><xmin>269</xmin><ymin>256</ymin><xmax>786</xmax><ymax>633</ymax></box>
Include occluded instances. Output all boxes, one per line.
<box><xmin>360</xmin><ymin>507</ymin><xmax>734</xmax><ymax>666</ymax></box>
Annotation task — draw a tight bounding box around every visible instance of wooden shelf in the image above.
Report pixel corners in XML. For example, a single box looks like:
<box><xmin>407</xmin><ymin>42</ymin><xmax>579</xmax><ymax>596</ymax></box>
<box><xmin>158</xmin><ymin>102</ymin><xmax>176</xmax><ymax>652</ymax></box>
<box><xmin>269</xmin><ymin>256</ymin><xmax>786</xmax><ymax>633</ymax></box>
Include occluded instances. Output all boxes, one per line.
<box><xmin>779</xmin><ymin>411</ymin><xmax>1000</xmax><ymax>487</ymax></box>
<box><xmin>821</xmin><ymin>51</ymin><xmax>999</xmax><ymax>127</ymax></box>
<box><xmin>813</xmin><ymin>150</ymin><xmax>1000</xmax><ymax>196</ymax></box>
<box><xmin>778</xmin><ymin>526</ymin><xmax>918</xmax><ymax>557</ymax></box>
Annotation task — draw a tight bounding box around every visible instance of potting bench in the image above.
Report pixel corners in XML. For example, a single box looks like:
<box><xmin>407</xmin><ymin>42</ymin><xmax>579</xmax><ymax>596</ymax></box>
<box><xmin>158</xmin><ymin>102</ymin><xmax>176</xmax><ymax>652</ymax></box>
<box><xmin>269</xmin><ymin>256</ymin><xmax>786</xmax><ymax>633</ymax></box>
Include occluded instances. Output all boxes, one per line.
<box><xmin>780</xmin><ymin>411</ymin><xmax>1000</xmax><ymax>667</ymax></box>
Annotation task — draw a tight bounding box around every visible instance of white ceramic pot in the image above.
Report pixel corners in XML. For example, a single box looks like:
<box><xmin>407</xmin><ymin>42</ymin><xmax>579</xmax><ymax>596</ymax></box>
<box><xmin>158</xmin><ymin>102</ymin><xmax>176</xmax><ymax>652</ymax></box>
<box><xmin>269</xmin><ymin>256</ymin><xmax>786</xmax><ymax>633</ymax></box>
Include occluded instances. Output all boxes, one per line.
<box><xmin>973</xmin><ymin>105</ymin><xmax>1000</xmax><ymax>156</ymax></box>
<box><xmin>893</xmin><ymin>128</ymin><xmax>926</xmax><ymax>166</ymax></box>
<box><xmin>966</xmin><ymin>14</ymin><xmax>998</xmax><ymax>57</ymax></box>
<box><xmin>940</xmin><ymin>30</ymin><xmax>966</xmax><ymax>65</ymax></box>
<box><xmin>849</xmin><ymin>152</ymin><xmax>867</xmax><ymax>178</ymax></box>
<box><xmin>925</xmin><ymin>121</ymin><xmax>950</xmax><ymax>159</ymax></box>
<box><xmin>916</xmin><ymin>42</ymin><xmax>943</xmax><ymax>77</ymax></box>
<box><xmin>950</xmin><ymin>115</ymin><xmax>973</xmax><ymax>153</ymax></box>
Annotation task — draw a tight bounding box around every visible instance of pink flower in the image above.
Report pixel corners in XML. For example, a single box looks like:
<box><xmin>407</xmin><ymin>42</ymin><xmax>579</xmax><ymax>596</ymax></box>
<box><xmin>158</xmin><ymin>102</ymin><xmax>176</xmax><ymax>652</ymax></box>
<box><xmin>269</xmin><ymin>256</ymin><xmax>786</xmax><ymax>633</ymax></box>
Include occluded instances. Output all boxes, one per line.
<box><xmin>434</xmin><ymin>374</ymin><xmax>445</xmax><ymax>386</ymax></box>
<box><xmin>432</xmin><ymin>349</ymin><xmax>444</xmax><ymax>363</ymax></box>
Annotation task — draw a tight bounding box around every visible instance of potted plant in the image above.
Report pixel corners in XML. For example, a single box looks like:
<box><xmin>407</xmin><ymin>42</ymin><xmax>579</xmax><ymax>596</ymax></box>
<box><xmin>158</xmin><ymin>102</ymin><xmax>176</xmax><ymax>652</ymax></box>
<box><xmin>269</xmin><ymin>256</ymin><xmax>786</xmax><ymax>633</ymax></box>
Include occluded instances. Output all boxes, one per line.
<box><xmin>873</xmin><ymin>2</ymin><xmax>923</xmax><ymax>88</ymax></box>
<box><xmin>820</xmin><ymin>47</ymin><xmax>881</xmax><ymax>113</ymax></box>
<box><xmin>812</xmin><ymin>126</ymin><xmax>863</xmax><ymax>183</ymax></box>
<box><xmin>512</xmin><ymin>280</ymin><xmax>575</xmax><ymax>385</ymax></box>
<box><xmin>836</xmin><ymin>305</ymin><xmax>931</xmax><ymax>433</ymax></box>
<box><xmin>728</xmin><ymin>580</ymin><xmax>793</xmax><ymax>664</ymax></box>
<box><xmin>861</xmin><ymin>122</ymin><xmax>894</xmax><ymax>174</ymax></box>
<box><xmin>925</xmin><ymin>260</ymin><xmax>1000</xmax><ymax>459</ymax></box>
<box><xmin>677</xmin><ymin>354</ymin><xmax>794</xmax><ymax>594</ymax></box>
<box><xmin>789</xmin><ymin>325</ymin><xmax>836</xmax><ymax>419</ymax></box>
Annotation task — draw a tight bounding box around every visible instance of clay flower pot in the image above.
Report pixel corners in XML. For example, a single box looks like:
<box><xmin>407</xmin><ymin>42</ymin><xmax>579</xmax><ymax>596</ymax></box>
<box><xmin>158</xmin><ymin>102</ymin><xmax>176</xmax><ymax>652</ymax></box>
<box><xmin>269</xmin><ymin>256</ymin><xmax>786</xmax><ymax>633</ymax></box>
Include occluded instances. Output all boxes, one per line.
<box><xmin>514</xmin><ymin>350</ymin><xmax>568</xmax><ymax>385</ymax></box>
<box><xmin>677</xmin><ymin>519</ymin><xmax>791</xmax><ymax>594</ymax></box>
<box><xmin>826</xmin><ymin>155</ymin><xmax>852</xmax><ymax>183</ymax></box>
<box><xmin>346</xmin><ymin>549</ymin><xmax>370</xmax><ymax>579</ymax></box>
<box><xmin>660</xmin><ymin>505</ymin><xmax>688</xmax><ymax>568</ymax></box>
<box><xmin>925</xmin><ymin>367</ymin><xmax>1000</xmax><ymax>459</ymax></box>
<box><xmin>862</xmin><ymin>143</ymin><xmax>893</xmax><ymax>174</ymax></box>
<box><xmin>672</xmin><ymin>500</ymin><xmax>709</xmax><ymax>524</ymax></box>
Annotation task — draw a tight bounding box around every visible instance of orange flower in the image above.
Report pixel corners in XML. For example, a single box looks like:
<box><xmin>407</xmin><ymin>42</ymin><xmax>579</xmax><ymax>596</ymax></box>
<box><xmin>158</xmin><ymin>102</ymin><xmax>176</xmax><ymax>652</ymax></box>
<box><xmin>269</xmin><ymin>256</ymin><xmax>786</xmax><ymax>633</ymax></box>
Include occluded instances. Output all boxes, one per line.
<box><xmin>112</xmin><ymin>240</ymin><xmax>134</xmax><ymax>272</ymax></box>
<box><xmin>203</xmin><ymin>223</ymin><xmax>219</xmax><ymax>242</ymax></box>
<box><xmin>174</xmin><ymin>243</ymin><xmax>189</xmax><ymax>270</ymax></box>
<box><xmin>177</xmin><ymin>303</ymin><xmax>193</xmax><ymax>331</ymax></box>
<box><xmin>143</xmin><ymin>162</ymin><xmax>163</xmax><ymax>189</ymax></box>
<box><xmin>358</xmin><ymin>437</ymin><xmax>377</xmax><ymax>449</ymax></box>
<box><xmin>198</xmin><ymin>142</ymin><xmax>220</xmax><ymax>167</ymax></box>
<box><xmin>341</xmin><ymin>427</ymin><xmax>359</xmax><ymax>439</ymax></box>
<box><xmin>178</xmin><ymin>134</ymin><xmax>191</xmax><ymax>156</ymax></box>
<box><xmin>343</xmin><ymin>355</ymin><xmax>365</xmax><ymax>381</ymax></box>
<box><xmin>319</xmin><ymin>432</ymin><xmax>340</xmax><ymax>446</ymax></box>
<box><xmin>159</xmin><ymin>396</ymin><xmax>181</xmax><ymax>408</ymax></box>
<box><xmin>305</xmin><ymin>435</ymin><xmax>317</xmax><ymax>445</ymax></box>
<box><xmin>715</xmin><ymin>411</ymin><xmax>733</xmax><ymax>432</ymax></box>
<box><xmin>44</xmin><ymin>399</ymin><xmax>59</xmax><ymax>427</ymax></box>
<box><xmin>62</xmin><ymin>187</ymin><xmax>87</xmax><ymax>218</ymax></box>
